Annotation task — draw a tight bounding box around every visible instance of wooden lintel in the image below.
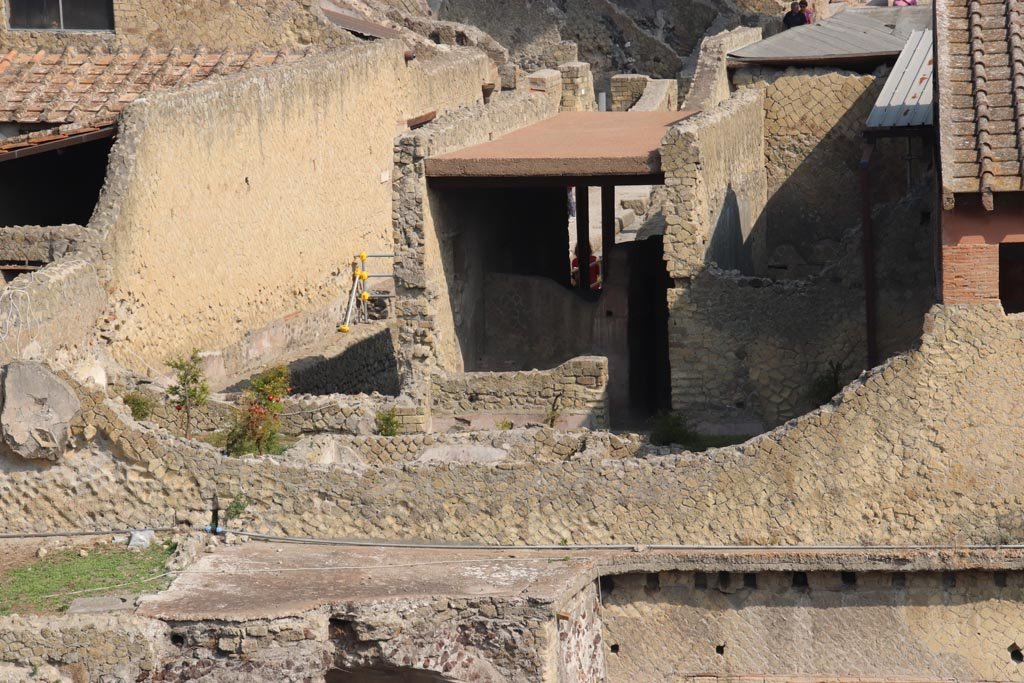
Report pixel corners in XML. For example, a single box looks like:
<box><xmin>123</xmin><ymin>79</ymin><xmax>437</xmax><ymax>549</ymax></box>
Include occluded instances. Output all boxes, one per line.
<box><xmin>407</xmin><ymin>110</ymin><xmax>437</xmax><ymax>129</ymax></box>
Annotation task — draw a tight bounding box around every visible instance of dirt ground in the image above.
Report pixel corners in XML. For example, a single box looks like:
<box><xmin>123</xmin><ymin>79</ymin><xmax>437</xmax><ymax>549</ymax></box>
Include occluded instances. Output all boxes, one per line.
<box><xmin>0</xmin><ymin>536</ymin><xmax>110</xmax><ymax>574</ymax></box>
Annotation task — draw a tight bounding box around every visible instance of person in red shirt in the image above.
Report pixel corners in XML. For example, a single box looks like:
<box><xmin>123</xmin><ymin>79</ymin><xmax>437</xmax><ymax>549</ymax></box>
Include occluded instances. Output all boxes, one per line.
<box><xmin>571</xmin><ymin>247</ymin><xmax>602</xmax><ymax>291</ymax></box>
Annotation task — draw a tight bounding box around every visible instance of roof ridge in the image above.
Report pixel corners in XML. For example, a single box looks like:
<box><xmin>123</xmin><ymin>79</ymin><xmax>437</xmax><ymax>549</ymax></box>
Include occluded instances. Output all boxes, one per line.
<box><xmin>969</xmin><ymin>0</ymin><xmax>996</xmax><ymax>209</ymax></box>
<box><xmin>1006</xmin><ymin>0</ymin><xmax>1024</xmax><ymax>182</ymax></box>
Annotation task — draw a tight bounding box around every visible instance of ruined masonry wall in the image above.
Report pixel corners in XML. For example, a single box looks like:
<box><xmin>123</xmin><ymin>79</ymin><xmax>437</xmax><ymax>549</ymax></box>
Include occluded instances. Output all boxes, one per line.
<box><xmin>5</xmin><ymin>306</ymin><xmax>1024</xmax><ymax>547</ymax></box>
<box><xmin>431</xmin><ymin>356</ymin><xmax>609</xmax><ymax>424</ymax></box>
<box><xmin>668</xmin><ymin>268</ymin><xmax>864</xmax><ymax>426</ymax></box>
<box><xmin>0</xmin><ymin>259</ymin><xmax>106</xmax><ymax>367</ymax></box>
<box><xmin>393</xmin><ymin>90</ymin><xmax>559</xmax><ymax>374</ymax></box>
<box><xmin>610</xmin><ymin>75</ymin><xmax>649</xmax><ymax>111</ymax></box>
<box><xmin>0</xmin><ymin>224</ymin><xmax>89</xmax><ymax>263</ymax></box>
<box><xmin>733</xmin><ymin>66</ymin><xmax>886</xmax><ymax>276</ymax></box>
<box><xmin>0</xmin><ymin>615</ymin><xmax>167</xmax><ymax>681</ymax></box>
<box><xmin>559</xmin><ymin>62</ymin><xmax>597</xmax><ymax>111</ymax></box>
<box><xmin>93</xmin><ymin>41</ymin><xmax>491</xmax><ymax>372</ymax></box>
<box><xmin>661</xmin><ymin>87</ymin><xmax>767</xmax><ymax>279</ymax></box>
<box><xmin>551</xmin><ymin>581</ymin><xmax>606</xmax><ymax>683</ymax></box>
<box><xmin>602</xmin><ymin>570</ymin><xmax>1024</xmax><ymax>682</ymax></box>
<box><xmin>682</xmin><ymin>27</ymin><xmax>762</xmax><ymax>112</ymax></box>
<box><xmin>0</xmin><ymin>0</ymin><xmax>351</xmax><ymax>52</ymax></box>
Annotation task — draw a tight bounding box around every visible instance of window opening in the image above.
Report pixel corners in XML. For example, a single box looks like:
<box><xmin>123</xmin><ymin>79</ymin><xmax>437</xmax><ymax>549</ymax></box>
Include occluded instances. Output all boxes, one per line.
<box><xmin>8</xmin><ymin>0</ymin><xmax>114</xmax><ymax>31</ymax></box>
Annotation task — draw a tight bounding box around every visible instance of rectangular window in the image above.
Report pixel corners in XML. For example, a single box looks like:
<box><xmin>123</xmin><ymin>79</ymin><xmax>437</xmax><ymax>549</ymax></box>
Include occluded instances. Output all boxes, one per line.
<box><xmin>8</xmin><ymin>0</ymin><xmax>113</xmax><ymax>31</ymax></box>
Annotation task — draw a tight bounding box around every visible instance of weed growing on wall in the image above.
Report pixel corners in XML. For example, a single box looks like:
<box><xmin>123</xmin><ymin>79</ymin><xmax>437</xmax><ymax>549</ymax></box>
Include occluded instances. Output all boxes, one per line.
<box><xmin>123</xmin><ymin>391</ymin><xmax>155</xmax><ymax>421</ymax></box>
<box><xmin>166</xmin><ymin>350</ymin><xmax>210</xmax><ymax>439</ymax></box>
<box><xmin>650</xmin><ymin>412</ymin><xmax>695</xmax><ymax>447</ymax></box>
<box><xmin>227</xmin><ymin>366</ymin><xmax>291</xmax><ymax>456</ymax></box>
<box><xmin>810</xmin><ymin>359</ymin><xmax>847</xmax><ymax>405</ymax></box>
<box><xmin>223</xmin><ymin>493</ymin><xmax>249</xmax><ymax>524</ymax></box>
<box><xmin>375</xmin><ymin>408</ymin><xmax>400</xmax><ymax>436</ymax></box>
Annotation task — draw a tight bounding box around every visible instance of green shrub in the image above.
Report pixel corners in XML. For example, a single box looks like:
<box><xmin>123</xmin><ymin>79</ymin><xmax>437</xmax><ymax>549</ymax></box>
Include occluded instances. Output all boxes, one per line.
<box><xmin>123</xmin><ymin>391</ymin><xmax>155</xmax><ymax>421</ymax></box>
<box><xmin>497</xmin><ymin>419</ymin><xmax>514</xmax><ymax>431</ymax></box>
<box><xmin>810</xmin><ymin>359</ymin><xmax>847</xmax><ymax>405</ymax></box>
<box><xmin>649</xmin><ymin>412</ymin><xmax>694</xmax><ymax>447</ymax></box>
<box><xmin>224</xmin><ymin>493</ymin><xmax>249</xmax><ymax>523</ymax></box>
<box><xmin>166</xmin><ymin>350</ymin><xmax>210</xmax><ymax>439</ymax></box>
<box><xmin>375</xmin><ymin>408</ymin><xmax>401</xmax><ymax>437</ymax></box>
<box><xmin>226</xmin><ymin>366</ymin><xmax>290</xmax><ymax>456</ymax></box>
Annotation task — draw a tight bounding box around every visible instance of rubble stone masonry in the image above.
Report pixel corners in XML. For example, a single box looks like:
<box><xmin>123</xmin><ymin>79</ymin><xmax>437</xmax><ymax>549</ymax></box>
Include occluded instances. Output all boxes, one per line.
<box><xmin>90</xmin><ymin>41</ymin><xmax>491</xmax><ymax>372</ymax></box>
<box><xmin>2</xmin><ymin>305</ymin><xmax>1024</xmax><ymax>548</ymax></box>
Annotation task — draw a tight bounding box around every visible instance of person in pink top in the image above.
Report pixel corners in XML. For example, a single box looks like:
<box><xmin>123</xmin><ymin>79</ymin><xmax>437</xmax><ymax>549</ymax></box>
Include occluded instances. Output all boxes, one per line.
<box><xmin>800</xmin><ymin>1</ymin><xmax>814</xmax><ymax>23</ymax></box>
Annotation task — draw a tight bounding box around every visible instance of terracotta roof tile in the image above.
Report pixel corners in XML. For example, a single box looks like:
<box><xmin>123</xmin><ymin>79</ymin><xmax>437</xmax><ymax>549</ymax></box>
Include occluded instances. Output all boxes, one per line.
<box><xmin>937</xmin><ymin>0</ymin><xmax>1024</xmax><ymax>203</ymax></box>
<box><xmin>0</xmin><ymin>46</ymin><xmax>309</xmax><ymax>126</ymax></box>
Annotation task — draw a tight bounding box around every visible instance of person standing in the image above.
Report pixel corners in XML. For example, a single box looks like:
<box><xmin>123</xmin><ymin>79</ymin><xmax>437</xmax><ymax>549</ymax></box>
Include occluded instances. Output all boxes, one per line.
<box><xmin>800</xmin><ymin>0</ymin><xmax>814</xmax><ymax>23</ymax></box>
<box><xmin>783</xmin><ymin>2</ymin><xmax>807</xmax><ymax>28</ymax></box>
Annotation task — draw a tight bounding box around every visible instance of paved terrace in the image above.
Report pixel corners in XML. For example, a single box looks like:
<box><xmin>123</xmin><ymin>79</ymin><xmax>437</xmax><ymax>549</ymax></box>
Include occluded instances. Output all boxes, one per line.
<box><xmin>138</xmin><ymin>541</ymin><xmax>1024</xmax><ymax>621</ymax></box>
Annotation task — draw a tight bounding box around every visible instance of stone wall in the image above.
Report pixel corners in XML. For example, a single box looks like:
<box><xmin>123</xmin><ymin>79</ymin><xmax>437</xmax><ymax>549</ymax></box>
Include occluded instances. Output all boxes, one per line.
<box><xmin>603</xmin><ymin>569</ymin><xmax>1024</xmax><ymax>682</ymax></box>
<box><xmin>610</xmin><ymin>75</ymin><xmax>649</xmax><ymax>111</ymax></box>
<box><xmin>392</xmin><ymin>89</ymin><xmax>558</xmax><ymax>376</ymax></box>
<box><xmin>661</xmin><ymin>87</ymin><xmax>767</xmax><ymax>280</ymax></box>
<box><xmin>558</xmin><ymin>62</ymin><xmax>597</xmax><ymax>111</ymax></box>
<box><xmin>0</xmin><ymin>0</ymin><xmax>352</xmax><ymax>51</ymax></box>
<box><xmin>0</xmin><ymin>615</ymin><xmax>167</xmax><ymax>681</ymax></box>
<box><xmin>480</xmin><ymin>273</ymin><xmax>596</xmax><ymax>371</ymax></box>
<box><xmin>6</xmin><ymin>305</ymin><xmax>1024</xmax><ymax>544</ymax></box>
<box><xmin>431</xmin><ymin>356</ymin><xmax>610</xmax><ymax>429</ymax></box>
<box><xmin>667</xmin><ymin>268</ymin><xmax>863</xmax><ymax>427</ymax></box>
<box><xmin>553</xmin><ymin>581</ymin><xmax>606</xmax><ymax>683</ymax></box>
<box><xmin>7</xmin><ymin>305</ymin><xmax>1024</xmax><ymax>546</ymax></box>
<box><xmin>682</xmin><ymin>26</ymin><xmax>762</xmax><ymax>112</ymax></box>
<box><xmin>290</xmin><ymin>325</ymin><xmax>402</xmax><ymax>397</ymax></box>
<box><xmin>733</xmin><ymin>65</ymin><xmax>893</xmax><ymax>277</ymax></box>
<box><xmin>611</xmin><ymin>74</ymin><xmax>679</xmax><ymax>112</ymax></box>
<box><xmin>0</xmin><ymin>259</ymin><xmax>106</xmax><ymax>368</ymax></box>
<box><xmin>91</xmin><ymin>41</ymin><xmax>491</xmax><ymax>373</ymax></box>
<box><xmin>0</xmin><ymin>224</ymin><xmax>90</xmax><ymax>263</ymax></box>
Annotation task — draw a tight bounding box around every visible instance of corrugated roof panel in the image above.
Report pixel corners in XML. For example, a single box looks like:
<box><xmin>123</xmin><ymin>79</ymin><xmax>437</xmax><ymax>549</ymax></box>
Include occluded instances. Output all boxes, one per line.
<box><xmin>866</xmin><ymin>29</ymin><xmax>935</xmax><ymax>129</ymax></box>
<box><xmin>729</xmin><ymin>6</ymin><xmax>932</xmax><ymax>64</ymax></box>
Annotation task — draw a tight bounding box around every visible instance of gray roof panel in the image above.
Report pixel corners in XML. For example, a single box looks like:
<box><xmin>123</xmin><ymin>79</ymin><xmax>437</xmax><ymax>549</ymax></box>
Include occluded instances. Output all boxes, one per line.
<box><xmin>866</xmin><ymin>29</ymin><xmax>935</xmax><ymax>129</ymax></box>
<box><xmin>730</xmin><ymin>6</ymin><xmax>932</xmax><ymax>63</ymax></box>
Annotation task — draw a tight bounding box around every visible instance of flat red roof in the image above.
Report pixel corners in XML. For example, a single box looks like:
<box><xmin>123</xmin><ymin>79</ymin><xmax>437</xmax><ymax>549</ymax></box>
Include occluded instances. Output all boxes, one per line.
<box><xmin>425</xmin><ymin>111</ymin><xmax>696</xmax><ymax>181</ymax></box>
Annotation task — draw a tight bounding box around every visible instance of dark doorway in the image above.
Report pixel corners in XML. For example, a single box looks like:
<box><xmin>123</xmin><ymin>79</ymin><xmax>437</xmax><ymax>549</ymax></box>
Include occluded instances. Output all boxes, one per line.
<box><xmin>999</xmin><ymin>243</ymin><xmax>1024</xmax><ymax>313</ymax></box>
<box><xmin>0</xmin><ymin>137</ymin><xmax>114</xmax><ymax>227</ymax></box>
<box><xmin>624</xmin><ymin>236</ymin><xmax>672</xmax><ymax>423</ymax></box>
<box><xmin>326</xmin><ymin>667</ymin><xmax>455</xmax><ymax>682</ymax></box>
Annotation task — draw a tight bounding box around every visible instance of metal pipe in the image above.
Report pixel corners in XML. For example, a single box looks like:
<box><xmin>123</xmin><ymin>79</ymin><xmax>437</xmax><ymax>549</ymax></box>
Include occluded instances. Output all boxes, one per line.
<box><xmin>235</xmin><ymin>531</ymin><xmax>1024</xmax><ymax>553</ymax></box>
<box><xmin>0</xmin><ymin>527</ymin><xmax>177</xmax><ymax>540</ymax></box>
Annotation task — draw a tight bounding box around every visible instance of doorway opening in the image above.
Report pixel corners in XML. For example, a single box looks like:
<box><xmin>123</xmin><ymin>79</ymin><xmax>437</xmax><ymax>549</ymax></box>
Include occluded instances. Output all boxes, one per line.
<box><xmin>999</xmin><ymin>243</ymin><xmax>1024</xmax><ymax>313</ymax></box>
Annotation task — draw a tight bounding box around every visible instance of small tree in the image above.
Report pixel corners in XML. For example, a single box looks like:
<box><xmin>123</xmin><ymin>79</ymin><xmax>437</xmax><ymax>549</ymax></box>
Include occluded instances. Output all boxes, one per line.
<box><xmin>166</xmin><ymin>350</ymin><xmax>210</xmax><ymax>439</ymax></box>
<box><xmin>227</xmin><ymin>366</ymin><xmax>290</xmax><ymax>456</ymax></box>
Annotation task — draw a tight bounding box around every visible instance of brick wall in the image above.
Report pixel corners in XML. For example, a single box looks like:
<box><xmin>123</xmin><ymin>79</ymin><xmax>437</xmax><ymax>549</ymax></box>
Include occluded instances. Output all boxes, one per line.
<box><xmin>610</xmin><ymin>75</ymin><xmax>649</xmax><ymax>111</ymax></box>
<box><xmin>558</xmin><ymin>62</ymin><xmax>597</xmax><ymax>111</ymax></box>
<box><xmin>942</xmin><ymin>242</ymin><xmax>1000</xmax><ymax>303</ymax></box>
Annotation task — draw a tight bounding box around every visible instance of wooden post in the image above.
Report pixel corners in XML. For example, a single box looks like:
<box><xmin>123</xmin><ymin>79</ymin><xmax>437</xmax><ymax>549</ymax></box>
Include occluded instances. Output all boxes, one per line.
<box><xmin>601</xmin><ymin>184</ymin><xmax>615</xmax><ymax>283</ymax></box>
<box><xmin>576</xmin><ymin>185</ymin><xmax>591</xmax><ymax>292</ymax></box>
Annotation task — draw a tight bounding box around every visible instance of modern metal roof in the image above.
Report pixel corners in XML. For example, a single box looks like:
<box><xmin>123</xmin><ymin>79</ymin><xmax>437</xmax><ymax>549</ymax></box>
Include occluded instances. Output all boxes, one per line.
<box><xmin>866</xmin><ymin>29</ymin><xmax>934</xmax><ymax>130</ymax></box>
<box><xmin>729</xmin><ymin>6</ymin><xmax>932</xmax><ymax>66</ymax></box>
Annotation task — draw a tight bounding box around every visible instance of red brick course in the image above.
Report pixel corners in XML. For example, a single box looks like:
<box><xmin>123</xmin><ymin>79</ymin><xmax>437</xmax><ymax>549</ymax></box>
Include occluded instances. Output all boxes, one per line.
<box><xmin>942</xmin><ymin>242</ymin><xmax>1000</xmax><ymax>304</ymax></box>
